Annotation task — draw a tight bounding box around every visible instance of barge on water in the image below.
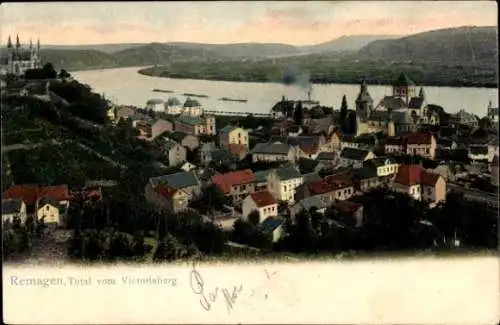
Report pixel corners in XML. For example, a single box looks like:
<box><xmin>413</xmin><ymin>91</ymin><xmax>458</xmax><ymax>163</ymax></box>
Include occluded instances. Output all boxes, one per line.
<box><xmin>218</xmin><ymin>97</ymin><xmax>248</xmax><ymax>103</ymax></box>
<box><xmin>152</xmin><ymin>89</ymin><xmax>174</xmax><ymax>93</ymax></box>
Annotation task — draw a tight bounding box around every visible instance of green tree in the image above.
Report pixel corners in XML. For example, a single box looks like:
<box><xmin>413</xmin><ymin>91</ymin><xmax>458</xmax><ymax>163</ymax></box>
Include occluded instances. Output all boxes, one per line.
<box><xmin>247</xmin><ymin>210</ymin><xmax>261</xmax><ymax>226</ymax></box>
<box><xmin>293</xmin><ymin>101</ymin><xmax>304</xmax><ymax>125</ymax></box>
<box><xmin>340</xmin><ymin>95</ymin><xmax>348</xmax><ymax>133</ymax></box>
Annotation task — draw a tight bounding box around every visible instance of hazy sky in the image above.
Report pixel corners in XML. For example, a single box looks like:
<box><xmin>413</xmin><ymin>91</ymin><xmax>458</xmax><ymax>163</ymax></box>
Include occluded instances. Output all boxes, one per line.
<box><xmin>1</xmin><ymin>1</ymin><xmax>497</xmax><ymax>45</ymax></box>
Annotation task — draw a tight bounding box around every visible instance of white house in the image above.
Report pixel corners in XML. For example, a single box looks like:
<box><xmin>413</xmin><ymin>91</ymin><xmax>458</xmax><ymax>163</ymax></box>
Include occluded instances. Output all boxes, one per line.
<box><xmin>146</xmin><ymin>99</ymin><xmax>165</xmax><ymax>112</ymax></box>
<box><xmin>165</xmin><ymin>97</ymin><xmax>183</xmax><ymax>115</ymax></box>
<box><xmin>365</xmin><ymin>156</ymin><xmax>400</xmax><ymax>177</ymax></box>
<box><xmin>242</xmin><ymin>190</ymin><xmax>278</xmax><ymax>224</ymax></box>
<box><xmin>181</xmin><ymin>162</ymin><xmax>197</xmax><ymax>172</ymax></box>
<box><xmin>36</xmin><ymin>198</ymin><xmax>63</xmax><ymax>225</ymax></box>
<box><xmin>267</xmin><ymin>166</ymin><xmax>303</xmax><ymax>204</ymax></box>
<box><xmin>2</xmin><ymin>199</ymin><xmax>27</xmax><ymax>226</ymax></box>
<box><xmin>182</xmin><ymin>98</ymin><xmax>204</xmax><ymax>116</ymax></box>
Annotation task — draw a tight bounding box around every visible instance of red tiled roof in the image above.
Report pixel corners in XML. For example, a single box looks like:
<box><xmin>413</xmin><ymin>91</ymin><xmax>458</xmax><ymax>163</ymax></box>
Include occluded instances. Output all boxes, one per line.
<box><xmin>309</xmin><ymin>179</ymin><xmax>332</xmax><ymax>195</ymax></box>
<box><xmin>3</xmin><ymin>184</ymin><xmax>70</xmax><ymax>206</ymax></box>
<box><xmin>406</xmin><ymin>132</ymin><xmax>434</xmax><ymax>145</ymax></box>
<box><xmin>155</xmin><ymin>185</ymin><xmax>178</xmax><ymax>198</ymax></box>
<box><xmin>394</xmin><ymin>164</ymin><xmax>441</xmax><ymax>186</ymax></box>
<box><xmin>301</xmin><ymin>145</ymin><xmax>318</xmax><ymax>155</ymax></box>
<box><xmin>3</xmin><ymin>185</ymin><xmax>39</xmax><ymax>206</ymax></box>
<box><xmin>394</xmin><ymin>165</ymin><xmax>423</xmax><ymax>186</ymax></box>
<box><xmin>211</xmin><ymin>169</ymin><xmax>256</xmax><ymax>194</ymax></box>
<box><xmin>250</xmin><ymin>190</ymin><xmax>277</xmax><ymax>207</ymax></box>
<box><xmin>420</xmin><ymin>170</ymin><xmax>441</xmax><ymax>186</ymax></box>
<box><xmin>39</xmin><ymin>185</ymin><xmax>71</xmax><ymax>201</ymax></box>
<box><xmin>333</xmin><ymin>200</ymin><xmax>363</xmax><ymax>215</ymax></box>
<box><xmin>325</xmin><ymin>173</ymin><xmax>354</xmax><ymax>188</ymax></box>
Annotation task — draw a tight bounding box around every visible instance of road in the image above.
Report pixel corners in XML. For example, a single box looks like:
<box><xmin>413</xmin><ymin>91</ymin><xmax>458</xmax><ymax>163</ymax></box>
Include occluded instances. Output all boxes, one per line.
<box><xmin>448</xmin><ymin>183</ymin><xmax>499</xmax><ymax>206</ymax></box>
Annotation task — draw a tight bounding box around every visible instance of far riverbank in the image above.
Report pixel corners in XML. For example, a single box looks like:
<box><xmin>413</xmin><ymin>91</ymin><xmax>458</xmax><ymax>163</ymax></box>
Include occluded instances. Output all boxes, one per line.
<box><xmin>138</xmin><ymin>61</ymin><xmax>498</xmax><ymax>89</ymax></box>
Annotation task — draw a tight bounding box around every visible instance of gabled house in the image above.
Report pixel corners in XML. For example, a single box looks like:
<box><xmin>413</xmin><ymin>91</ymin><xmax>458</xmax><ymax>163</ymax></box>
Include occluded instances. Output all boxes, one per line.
<box><xmin>146</xmin><ymin>171</ymin><xmax>201</xmax><ymax>201</ymax></box>
<box><xmin>316</xmin><ymin>151</ymin><xmax>338</xmax><ymax>167</ymax></box>
<box><xmin>253</xmin><ymin>169</ymin><xmax>274</xmax><ymax>192</ymax></box>
<box><xmin>330</xmin><ymin>200</ymin><xmax>364</xmax><ymax>227</ymax></box>
<box><xmin>297</xmin><ymin>157</ymin><xmax>325</xmax><ymax>174</ymax></box>
<box><xmin>364</xmin><ymin>156</ymin><xmax>399</xmax><ymax>177</ymax></box>
<box><xmin>219</xmin><ymin>125</ymin><xmax>249</xmax><ymax>149</ymax></box>
<box><xmin>289</xmin><ymin>195</ymin><xmax>327</xmax><ymax>221</ymax></box>
<box><xmin>137</xmin><ymin>118</ymin><xmax>174</xmax><ymax>140</ymax></box>
<box><xmin>175</xmin><ymin>114</ymin><xmax>216</xmax><ymax>136</ymax></box>
<box><xmin>150</xmin><ymin>185</ymin><xmax>189</xmax><ymax>213</ymax></box>
<box><xmin>252</xmin><ymin>142</ymin><xmax>299</xmax><ymax>163</ymax></box>
<box><xmin>36</xmin><ymin>197</ymin><xmax>67</xmax><ymax>226</ymax></box>
<box><xmin>199</xmin><ymin>142</ymin><xmax>218</xmax><ymax>165</ymax></box>
<box><xmin>330</xmin><ymin>128</ymin><xmax>343</xmax><ymax>151</ymax></box>
<box><xmin>392</xmin><ymin>164</ymin><xmax>446</xmax><ymax>205</ymax></box>
<box><xmin>166</xmin><ymin>131</ymin><xmax>199</xmax><ymax>151</ymax></box>
<box><xmin>2</xmin><ymin>199</ymin><xmax>27</xmax><ymax>226</ymax></box>
<box><xmin>267</xmin><ymin>166</ymin><xmax>303</xmax><ymax>204</ymax></box>
<box><xmin>340</xmin><ymin>134</ymin><xmax>359</xmax><ymax>149</ymax></box>
<box><xmin>384</xmin><ymin>136</ymin><xmax>406</xmax><ymax>155</ymax></box>
<box><xmin>257</xmin><ymin>217</ymin><xmax>285</xmax><ymax>243</ymax></box>
<box><xmin>339</xmin><ymin>147</ymin><xmax>375</xmax><ymax>168</ymax></box>
<box><xmin>242</xmin><ymin>190</ymin><xmax>278</xmax><ymax>223</ymax></box>
<box><xmin>3</xmin><ymin>185</ymin><xmax>71</xmax><ymax>217</ymax></box>
<box><xmin>211</xmin><ymin>169</ymin><xmax>256</xmax><ymax>203</ymax></box>
<box><xmin>163</xmin><ymin>139</ymin><xmax>187</xmax><ymax>167</ymax></box>
<box><xmin>353</xmin><ymin>167</ymin><xmax>385</xmax><ymax>193</ymax></box>
<box><xmin>405</xmin><ymin>132</ymin><xmax>436</xmax><ymax>160</ymax></box>
<box><xmin>307</xmin><ymin>174</ymin><xmax>355</xmax><ymax>205</ymax></box>
<box><xmin>165</xmin><ymin>97</ymin><xmax>183</xmax><ymax>115</ymax></box>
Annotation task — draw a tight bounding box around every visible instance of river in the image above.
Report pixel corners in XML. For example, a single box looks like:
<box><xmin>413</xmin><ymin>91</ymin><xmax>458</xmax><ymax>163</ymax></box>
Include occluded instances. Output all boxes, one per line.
<box><xmin>73</xmin><ymin>66</ymin><xmax>498</xmax><ymax>116</ymax></box>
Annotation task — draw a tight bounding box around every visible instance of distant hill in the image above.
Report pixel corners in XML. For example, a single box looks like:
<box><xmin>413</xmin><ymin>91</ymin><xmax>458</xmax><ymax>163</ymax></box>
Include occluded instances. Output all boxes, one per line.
<box><xmin>42</xmin><ymin>43</ymin><xmax>147</xmax><ymax>54</ymax></box>
<box><xmin>111</xmin><ymin>43</ymin><xmax>221</xmax><ymax>66</ymax></box>
<box><xmin>356</xmin><ymin>26</ymin><xmax>498</xmax><ymax>64</ymax></box>
<box><xmin>40</xmin><ymin>49</ymin><xmax>118</xmax><ymax>70</ymax></box>
<box><xmin>298</xmin><ymin>35</ymin><xmax>403</xmax><ymax>54</ymax></box>
<box><xmin>168</xmin><ymin>42</ymin><xmax>301</xmax><ymax>59</ymax></box>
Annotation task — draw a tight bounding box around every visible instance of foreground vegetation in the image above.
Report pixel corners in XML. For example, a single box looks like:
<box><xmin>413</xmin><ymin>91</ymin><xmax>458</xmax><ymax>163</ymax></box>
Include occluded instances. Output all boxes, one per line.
<box><xmin>138</xmin><ymin>57</ymin><xmax>497</xmax><ymax>88</ymax></box>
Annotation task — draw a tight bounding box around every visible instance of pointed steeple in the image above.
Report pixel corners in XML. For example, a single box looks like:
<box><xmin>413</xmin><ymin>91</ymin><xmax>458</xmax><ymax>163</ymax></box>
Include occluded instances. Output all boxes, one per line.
<box><xmin>16</xmin><ymin>34</ymin><xmax>20</xmax><ymax>48</ymax></box>
<box><xmin>419</xmin><ymin>87</ymin><xmax>425</xmax><ymax>99</ymax></box>
<box><xmin>488</xmin><ymin>100</ymin><xmax>492</xmax><ymax>109</ymax></box>
<box><xmin>7</xmin><ymin>35</ymin><xmax>13</xmax><ymax>48</ymax></box>
<box><xmin>29</xmin><ymin>38</ymin><xmax>33</xmax><ymax>49</ymax></box>
<box><xmin>37</xmin><ymin>38</ymin><xmax>40</xmax><ymax>50</ymax></box>
<box><xmin>361</xmin><ymin>77</ymin><xmax>367</xmax><ymax>92</ymax></box>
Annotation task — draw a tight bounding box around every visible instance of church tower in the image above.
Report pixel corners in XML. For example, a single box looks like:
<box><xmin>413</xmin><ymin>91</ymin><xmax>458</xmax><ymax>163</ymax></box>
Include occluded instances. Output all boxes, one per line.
<box><xmin>392</xmin><ymin>73</ymin><xmax>416</xmax><ymax>105</ymax></box>
<box><xmin>355</xmin><ymin>78</ymin><xmax>373</xmax><ymax>122</ymax></box>
<box><xmin>386</xmin><ymin>108</ymin><xmax>395</xmax><ymax>137</ymax></box>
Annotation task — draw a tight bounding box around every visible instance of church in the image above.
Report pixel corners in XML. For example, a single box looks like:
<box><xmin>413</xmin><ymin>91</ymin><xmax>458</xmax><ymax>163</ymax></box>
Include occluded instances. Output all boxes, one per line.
<box><xmin>0</xmin><ymin>35</ymin><xmax>41</xmax><ymax>76</ymax></box>
<box><xmin>353</xmin><ymin>73</ymin><xmax>439</xmax><ymax>137</ymax></box>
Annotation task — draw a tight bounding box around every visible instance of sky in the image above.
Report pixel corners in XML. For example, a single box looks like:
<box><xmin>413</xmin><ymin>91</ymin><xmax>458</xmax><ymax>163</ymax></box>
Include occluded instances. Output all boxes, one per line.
<box><xmin>1</xmin><ymin>1</ymin><xmax>498</xmax><ymax>45</ymax></box>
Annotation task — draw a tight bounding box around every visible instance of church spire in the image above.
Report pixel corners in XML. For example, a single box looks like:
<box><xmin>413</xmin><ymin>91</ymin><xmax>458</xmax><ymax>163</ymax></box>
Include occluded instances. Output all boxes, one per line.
<box><xmin>7</xmin><ymin>35</ymin><xmax>12</xmax><ymax>48</ymax></box>
<box><xmin>16</xmin><ymin>34</ymin><xmax>20</xmax><ymax>48</ymax></box>
<box><xmin>29</xmin><ymin>38</ymin><xmax>33</xmax><ymax>49</ymax></box>
<box><xmin>419</xmin><ymin>87</ymin><xmax>425</xmax><ymax>99</ymax></box>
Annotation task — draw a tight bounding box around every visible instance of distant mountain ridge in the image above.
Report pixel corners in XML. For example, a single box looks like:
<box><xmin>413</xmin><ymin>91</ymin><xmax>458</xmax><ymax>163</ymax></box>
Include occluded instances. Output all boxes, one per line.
<box><xmin>34</xmin><ymin>26</ymin><xmax>497</xmax><ymax>71</ymax></box>
<box><xmin>357</xmin><ymin>26</ymin><xmax>498</xmax><ymax>64</ymax></box>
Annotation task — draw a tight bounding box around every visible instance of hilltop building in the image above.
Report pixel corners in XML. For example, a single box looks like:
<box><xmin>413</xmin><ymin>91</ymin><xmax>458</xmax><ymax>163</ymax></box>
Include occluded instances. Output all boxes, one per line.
<box><xmin>0</xmin><ymin>35</ymin><xmax>41</xmax><ymax>76</ymax></box>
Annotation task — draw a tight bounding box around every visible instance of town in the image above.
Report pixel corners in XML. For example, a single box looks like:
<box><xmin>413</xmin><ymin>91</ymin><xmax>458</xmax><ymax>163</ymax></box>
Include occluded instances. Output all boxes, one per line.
<box><xmin>1</xmin><ymin>36</ymin><xmax>498</xmax><ymax>263</ymax></box>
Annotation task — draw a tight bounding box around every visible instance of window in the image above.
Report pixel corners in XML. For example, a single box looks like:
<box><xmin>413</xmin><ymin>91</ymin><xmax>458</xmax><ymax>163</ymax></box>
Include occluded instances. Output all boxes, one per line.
<box><xmin>427</xmin><ymin>188</ymin><xmax>432</xmax><ymax>195</ymax></box>
<box><xmin>46</xmin><ymin>206</ymin><xmax>50</xmax><ymax>211</ymax></box>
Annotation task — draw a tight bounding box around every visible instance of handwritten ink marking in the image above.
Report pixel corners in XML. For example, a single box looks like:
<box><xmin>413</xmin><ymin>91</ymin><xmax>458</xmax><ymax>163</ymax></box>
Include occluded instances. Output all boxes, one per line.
<box><xmin>189</xmin><ymin>263</ymin><xmax>243</xmax><ymax>313</ymax></box>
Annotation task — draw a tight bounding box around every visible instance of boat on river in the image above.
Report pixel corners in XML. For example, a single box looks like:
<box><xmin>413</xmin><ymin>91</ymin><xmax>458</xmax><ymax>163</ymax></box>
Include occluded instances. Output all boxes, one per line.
<box><xmin>218</xmin><ymin>97</ymin><xmax>248</xmax><ymax>103</ymax></box>
<box><xmin>152</xmin><ymin>88</ymin><xmax>174</xmax><ymax>93</ymax></box>
<box><xmin>183</xmin><ymin>93</ymin><xmax>208</xmax><ymax>98</ymax></box>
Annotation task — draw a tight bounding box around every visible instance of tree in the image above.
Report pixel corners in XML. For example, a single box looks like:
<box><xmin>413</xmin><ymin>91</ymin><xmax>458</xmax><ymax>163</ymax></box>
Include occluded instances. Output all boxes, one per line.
<box><xmin>41</xmin><ymin>63</ymin><xmax>58</xmax><ymax>79</ymax></box>
<box><xmin>293</xmin><ymin>101</ymin><xmax>304</xmax><ymax>125</ymax></box>
<box><xmin>340</xmin><ymin>95</ymin><xmax>348</xmax><ymax>133</ymax></box>
<box><xmin>247</xmin><ymin>210</ymin><xmax>261</xmax><ymax>226</ymax></box>
<box><xmin>59</xmin><ymin>69</ymin><xmax>71</xmax><ymax>80</ymax></box>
